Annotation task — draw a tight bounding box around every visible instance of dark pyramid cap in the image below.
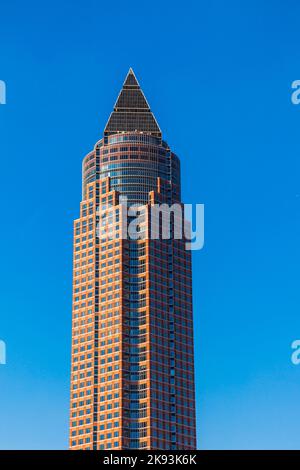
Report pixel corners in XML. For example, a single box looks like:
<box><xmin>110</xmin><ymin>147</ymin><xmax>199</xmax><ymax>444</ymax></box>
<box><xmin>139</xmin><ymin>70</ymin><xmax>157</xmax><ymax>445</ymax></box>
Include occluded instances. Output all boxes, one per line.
<box><xmin>123</xmin><ymin>67</ymin><xmax>140</xmax><ymax>87</ymax></box>
<box><xmin>104</xmin><ymin>68</ymin><xmax>162</xmax><ymax>138</ymax></box>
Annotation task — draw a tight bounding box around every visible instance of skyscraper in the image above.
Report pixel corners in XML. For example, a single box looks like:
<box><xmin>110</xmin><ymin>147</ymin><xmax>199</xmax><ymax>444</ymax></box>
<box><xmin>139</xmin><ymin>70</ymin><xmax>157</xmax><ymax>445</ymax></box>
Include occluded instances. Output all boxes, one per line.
<box><xmin>70</xmin><ymin>69</ymin><xmax>196</xmax><ymax>450</ymax></box>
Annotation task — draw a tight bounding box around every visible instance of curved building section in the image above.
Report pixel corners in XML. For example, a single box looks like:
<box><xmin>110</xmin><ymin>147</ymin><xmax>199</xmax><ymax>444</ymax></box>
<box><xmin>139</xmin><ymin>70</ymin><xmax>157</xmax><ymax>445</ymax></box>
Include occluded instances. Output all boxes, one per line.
<box><xmin>83</xmin><ymin>134</ymin><xmax>180</xmax><ymax>204</ymax></box>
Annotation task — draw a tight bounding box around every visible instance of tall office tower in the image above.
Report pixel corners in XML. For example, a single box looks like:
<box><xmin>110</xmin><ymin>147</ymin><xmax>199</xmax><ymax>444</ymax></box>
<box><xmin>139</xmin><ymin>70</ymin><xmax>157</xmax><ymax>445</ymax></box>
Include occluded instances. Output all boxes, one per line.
<box><xmin>70</xmin><ymin>69</ymin><xmax>196</xmax><ymax>450</ymax></box>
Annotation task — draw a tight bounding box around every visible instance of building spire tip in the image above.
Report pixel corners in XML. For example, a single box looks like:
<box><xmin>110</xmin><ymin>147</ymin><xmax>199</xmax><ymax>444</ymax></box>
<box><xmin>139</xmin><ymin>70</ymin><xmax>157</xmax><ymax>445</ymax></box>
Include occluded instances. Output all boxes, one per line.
<box><xmin>123</xmin><ymin>67</ymin><xmax>139</xmax><ymax>88</ymax></box>
<box><xmin>104</xmin><ymin>68</ymin><xmax>162</xmax><ymax>138</ymax></box>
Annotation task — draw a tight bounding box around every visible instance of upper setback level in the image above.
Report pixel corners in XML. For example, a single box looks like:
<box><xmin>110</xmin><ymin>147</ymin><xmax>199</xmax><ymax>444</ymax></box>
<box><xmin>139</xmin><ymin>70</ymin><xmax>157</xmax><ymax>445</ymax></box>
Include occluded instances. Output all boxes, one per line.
<box><xmin>82</xmin><ymin>69</ymin><xmax>181</xmax><ymax>204</ymax></box>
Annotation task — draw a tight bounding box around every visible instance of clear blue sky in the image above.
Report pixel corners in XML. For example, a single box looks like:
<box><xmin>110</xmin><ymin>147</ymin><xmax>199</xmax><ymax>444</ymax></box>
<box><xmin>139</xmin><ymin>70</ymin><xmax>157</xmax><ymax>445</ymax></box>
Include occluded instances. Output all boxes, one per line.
<box><xmin>0</xmin><ymin>0</ymin><xmax>300</xmax><ymax>450</ymax></box>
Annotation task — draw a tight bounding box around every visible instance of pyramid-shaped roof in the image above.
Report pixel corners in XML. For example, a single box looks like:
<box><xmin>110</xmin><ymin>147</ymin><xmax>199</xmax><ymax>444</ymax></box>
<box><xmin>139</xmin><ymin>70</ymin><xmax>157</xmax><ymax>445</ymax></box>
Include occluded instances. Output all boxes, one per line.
<box><xmin>104</xmin><ymin>68</ymin><xmax>161</xmax><ymax>138</ymax></box>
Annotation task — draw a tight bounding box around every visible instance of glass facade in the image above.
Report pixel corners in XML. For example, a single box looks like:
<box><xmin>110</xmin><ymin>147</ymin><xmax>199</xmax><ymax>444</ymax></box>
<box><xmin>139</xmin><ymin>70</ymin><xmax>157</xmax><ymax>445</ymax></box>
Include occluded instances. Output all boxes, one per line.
<box><xmin>82</xmin><ymin>134</ymin><xmax>180</xmax><ymax>204</ymax></box>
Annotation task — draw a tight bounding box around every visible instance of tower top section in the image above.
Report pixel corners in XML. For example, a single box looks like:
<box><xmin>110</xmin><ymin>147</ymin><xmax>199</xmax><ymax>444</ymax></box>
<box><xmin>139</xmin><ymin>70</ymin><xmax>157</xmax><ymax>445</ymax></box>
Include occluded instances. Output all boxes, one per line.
<box><xmin>104</xmin><ymin>68</ymin><xmax>162</xmax><ymax>139</ymax></box>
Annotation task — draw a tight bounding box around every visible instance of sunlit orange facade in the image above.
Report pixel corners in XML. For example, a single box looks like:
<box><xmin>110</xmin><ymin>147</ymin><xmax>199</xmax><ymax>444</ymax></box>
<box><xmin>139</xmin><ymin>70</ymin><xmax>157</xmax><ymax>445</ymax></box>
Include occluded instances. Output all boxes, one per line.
<box><xmin>69</xmin><ymin>69</ymin><xmax>196</xmax><ymax>450</ymax></box>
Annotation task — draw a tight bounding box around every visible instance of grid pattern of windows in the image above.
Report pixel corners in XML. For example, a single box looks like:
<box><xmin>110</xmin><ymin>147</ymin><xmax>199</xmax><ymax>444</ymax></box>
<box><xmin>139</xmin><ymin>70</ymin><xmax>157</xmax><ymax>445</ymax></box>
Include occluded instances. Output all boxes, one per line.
<box><xmin>104</xmin><ymin>69</ymin><xmax>161</xmax><ymax>138</ymax></box>
<box><xmin>70</xmin><ymin>68</ymin><xmax>196</xmax><ymax>450</ymax></box>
